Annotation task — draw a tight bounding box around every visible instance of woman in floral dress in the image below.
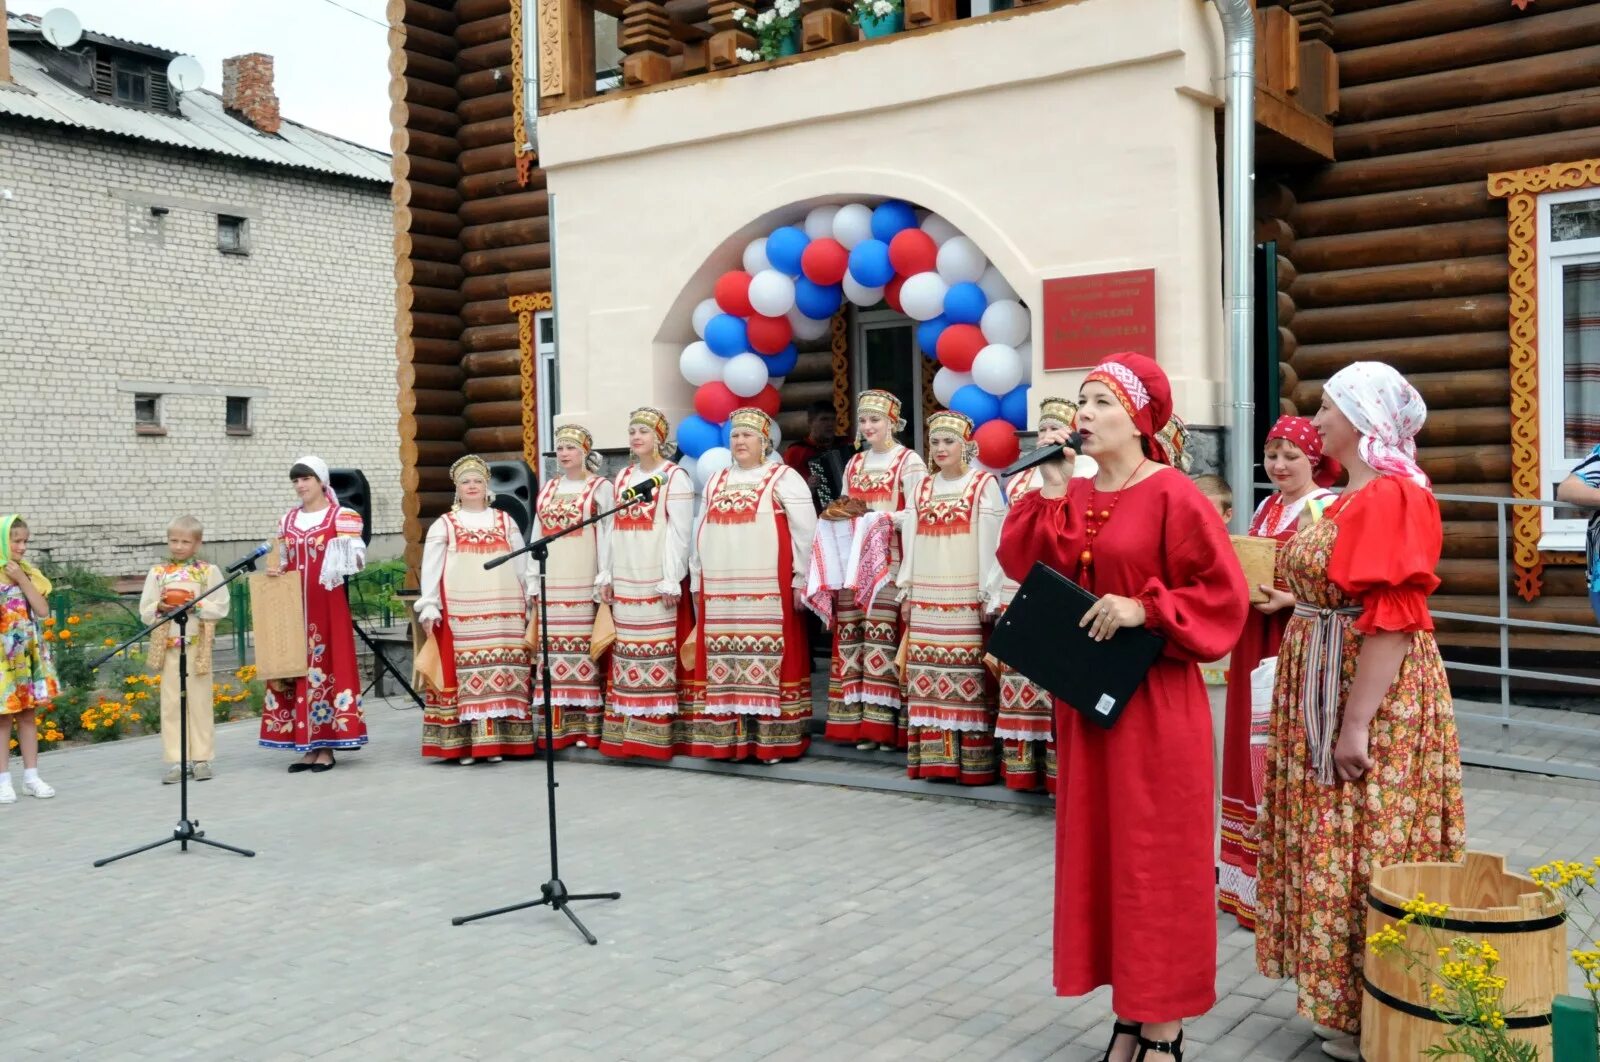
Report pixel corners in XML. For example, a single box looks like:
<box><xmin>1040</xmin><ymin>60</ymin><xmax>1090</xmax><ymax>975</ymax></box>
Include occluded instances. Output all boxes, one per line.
<box><xmin>1254</xmin><ymin>362</ymin><xmax>1465</xmax><ymax>1062</ymax></box>
<box><xmin>0</xmin><ymin>515</ymin><xmax>57</xmax><ymax>802</ymax></box>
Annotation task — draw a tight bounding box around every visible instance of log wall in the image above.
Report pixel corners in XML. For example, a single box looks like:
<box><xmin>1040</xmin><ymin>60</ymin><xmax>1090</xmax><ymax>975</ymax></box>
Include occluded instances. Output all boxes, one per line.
<box><xmin>1258</xmin><ymin>0</ymin><xmax>1600</xmax><ymax>617</ymax></box>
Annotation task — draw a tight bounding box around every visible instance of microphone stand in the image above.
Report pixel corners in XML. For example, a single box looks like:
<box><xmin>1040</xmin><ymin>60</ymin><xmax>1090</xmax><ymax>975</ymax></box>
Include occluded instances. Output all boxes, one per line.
<box><xmin>453</xmin><ymin>481</ymin><xmax>659</xmax><ymax>944</ymax></box>
<box><xmin>93</xmin><ymin>559</ymin><xmax>259</xmax><ymax>867</ymax></box>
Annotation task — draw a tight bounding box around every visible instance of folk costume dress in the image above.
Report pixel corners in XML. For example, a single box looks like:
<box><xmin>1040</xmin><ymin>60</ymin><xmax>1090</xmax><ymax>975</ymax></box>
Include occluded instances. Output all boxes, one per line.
<box><xmin>598</xmin><ymin>456</ymin><xmax>694</xmax><ymax>760</ymax></box>
<box><xmin>995</xmin><ymin>352</ymin><xmax>1249</xmax><ymax>1020</ymax></box>
<box><xmin>530</xmin><ymin>471</ymin><xmax>614</xmax><ymax>749</ymax></box>
<box><xmin>415</xmin><ymin>505</ymin><xmax>536</xmax><ymax>760</ymax></box>
<box><xmin>898</xmin><ymin>457</ymin><xmax>1005</xmax><ymax>785</ymax></box>
<box><xmin>0</xmin><ymin>516</ymin><xmax>56</xmax><ymax>718</ymax></box>
<box><xmin>1218</xmin><ymin>418</ymin><xmax>1338</xmax><ymax>929</ymax></box>
<box><xmin>685</xmin><ymin>447</ymin><xmax>818</xmax><ymax>762</ymax></box>
<box><xmin>823</xmin><ymin>440</ymin><xmax>927</xmax><ymax>747</ymax></box>
<box><xmin>259</xmin><ymin>493</ymin><xmax>369</xmax><ymax>753</ymax></box>
<box><xmin>139</xmin><ymin>558</ymin><xmax>228</xmax><ymax>764</ymax></box>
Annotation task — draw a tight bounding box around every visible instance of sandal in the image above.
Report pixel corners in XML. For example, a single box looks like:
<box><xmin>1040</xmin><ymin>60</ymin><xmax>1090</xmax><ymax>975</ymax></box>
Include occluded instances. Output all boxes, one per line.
<box><xmin>1135</xmin><ymin>1030</ymin><xmax>1183</xmax><ymax>1061</ymax></box>
<box><xmin>1100</xmin><ymin>1020</ymin><xmax>1140</xmax><ymax>1062</ymax></box>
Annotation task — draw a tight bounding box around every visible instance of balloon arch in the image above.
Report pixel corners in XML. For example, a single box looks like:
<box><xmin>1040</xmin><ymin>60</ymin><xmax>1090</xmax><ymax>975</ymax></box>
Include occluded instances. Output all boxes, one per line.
<box><xmin>673</xmin><ymin>199</ymin><xmax>1033</xmax><ymax>488</ymax></box>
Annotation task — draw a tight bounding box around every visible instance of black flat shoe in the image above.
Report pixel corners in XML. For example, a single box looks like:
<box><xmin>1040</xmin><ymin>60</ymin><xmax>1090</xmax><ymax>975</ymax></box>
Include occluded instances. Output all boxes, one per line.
<box><xmin>310</xmin><ymin>753</ymin><xmax>337</xmax><ymax>773</ymax></box>
<box><xmin>287</xmin><ymin>762</ymin><xmax>314</xmax><ymax>774</ymax></box>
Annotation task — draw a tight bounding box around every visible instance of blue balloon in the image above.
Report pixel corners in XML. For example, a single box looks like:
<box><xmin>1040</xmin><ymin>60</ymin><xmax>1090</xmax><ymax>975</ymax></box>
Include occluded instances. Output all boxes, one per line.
<box><xmin>763</xmin><ymin>343</ymin><xmax>799</xmax><ymax>377</ymax></box>
<box><xmin>720</xmin><ymin>419</ymin><xmax>734</xmax><ymax>447</ymax></box>
<box><xmin>704</xmin><ymin>313</ymin><xmax>748</xmax><ymax>357</ymax></box>
<box><xmin>1000</xmin><ymin>385</ymin><xmax>1030</xmax><ymax>430</ymax></box>
<box><xmin>943</xmin><ymin>281</ymin><xmax>988</xmax><ymax>325</ymax></box>
<box><xmin>916</xmin><ymin>315</ymin><xmax>949</xmax><ymax>359</ymax></box>
<box><xmin>950</xmin><ymin>384</ymin><xmax>1001</xmax><ymax>425</ymax></box>
<box><xmin>847</xmin><ymin>239</ymin><xmax>895</xmax><ymax>288</ymax></box>
<box><xmin>794</xmin><ymin>278</ymin><xmax>843</xmax><ymax>320</ymax></box>
<box><xmin>678</xmin><ymin>415</ymin><xmax>721</xmax><ymax>459</ymax></box>
<box><xmin>870</xmin><ymin>199</ymin><xmax>918</xmax><ymax>243</ymax></box>
<box><xmin>765</xmin><ymin>226</ymin><xmax>810</xmax><ymax>277</ymax></box>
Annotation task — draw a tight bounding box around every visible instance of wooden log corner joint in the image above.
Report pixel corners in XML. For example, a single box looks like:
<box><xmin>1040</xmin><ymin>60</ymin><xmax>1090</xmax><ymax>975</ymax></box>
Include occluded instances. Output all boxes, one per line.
<box><xmin>1488</xmin><ymin>157</ymin><xmax>1600</xmax><ymax>601</ymax></box>
<box><xmin>509</xmin><ymin>290</ymin><xmax>555</xmax><ymax>469</ymax></box>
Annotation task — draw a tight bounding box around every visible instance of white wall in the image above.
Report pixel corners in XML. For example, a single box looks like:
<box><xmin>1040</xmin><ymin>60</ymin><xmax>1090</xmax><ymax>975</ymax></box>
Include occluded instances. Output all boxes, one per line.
<box><xmin>0</xmin><ymin>121</ymin><xmax>400</xmax><ymax>571</ymax></box>
<box><xmin>537</xmin><ymin>0</ymin><xmax>1226</xmax><ymax>449</ymax></box>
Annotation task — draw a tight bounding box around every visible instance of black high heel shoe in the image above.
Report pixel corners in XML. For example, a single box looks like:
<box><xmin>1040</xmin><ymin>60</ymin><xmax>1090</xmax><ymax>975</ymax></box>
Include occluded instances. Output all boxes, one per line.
<box><xmin>1100</xmin><ymin>1020</ymin><xmax>1140</xmax><ymax>1062</ymax></box>
<box><xmin>1134</xmin><ymin>1029</ymin><xmax>1183</xmax><ymax>1061</ymax></box>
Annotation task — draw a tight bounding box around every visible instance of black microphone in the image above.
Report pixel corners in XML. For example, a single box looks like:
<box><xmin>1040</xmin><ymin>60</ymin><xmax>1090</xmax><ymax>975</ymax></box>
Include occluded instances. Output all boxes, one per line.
<box><xmin>620</xmin><ymin>472</ymin><xmax>668</xmax><ymax>502</ymax></box>
<box><xmin>1001</xmin><ymin>432</ymin><xmax>1083</xmax><ymax>478</ymax></box>
<box><xmin>226</xmin><ymin>541</ymin><xmax>272</xmax><ymax>574</ymax></box>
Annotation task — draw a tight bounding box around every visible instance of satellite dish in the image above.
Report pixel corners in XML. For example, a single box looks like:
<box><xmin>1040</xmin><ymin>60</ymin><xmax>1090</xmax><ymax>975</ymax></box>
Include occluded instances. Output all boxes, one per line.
<box><xmin>40</xmin><ymin>8</ymin><xmax>83</xmax><ymax>49</ymax></box>
<box><xmin>167</xmin><ymin>55</ymin><xmax>205</xmax><ymax>93</ymax></box>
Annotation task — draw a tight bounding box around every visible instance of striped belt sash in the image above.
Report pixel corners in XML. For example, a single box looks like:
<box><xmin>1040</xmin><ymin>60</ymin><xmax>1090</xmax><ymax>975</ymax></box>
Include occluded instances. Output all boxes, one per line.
<box><xmin>1292</xmin><ymin>602</ymin><xmax>1364</xmax><ymax>785</ymax></box>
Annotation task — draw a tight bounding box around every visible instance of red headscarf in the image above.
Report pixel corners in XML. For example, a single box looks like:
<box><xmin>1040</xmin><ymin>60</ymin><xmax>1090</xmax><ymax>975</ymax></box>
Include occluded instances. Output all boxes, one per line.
<box><xmin>1083</xmin><ymin>352</ymin><xmax>1174</xmax><ymax>464</ymax></box>
<box><xmin>1266</xmin><ymin>415</ymin><xmax>1342</xmax><ymax>488</ymax></box>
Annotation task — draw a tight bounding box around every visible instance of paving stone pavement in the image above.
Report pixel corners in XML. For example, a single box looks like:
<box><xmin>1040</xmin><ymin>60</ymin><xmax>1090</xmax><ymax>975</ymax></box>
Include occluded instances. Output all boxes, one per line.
<box><xmin>4</xmin><ymin>699</ymin><xmax>1599</xmax><ymax>1062</ymax></box>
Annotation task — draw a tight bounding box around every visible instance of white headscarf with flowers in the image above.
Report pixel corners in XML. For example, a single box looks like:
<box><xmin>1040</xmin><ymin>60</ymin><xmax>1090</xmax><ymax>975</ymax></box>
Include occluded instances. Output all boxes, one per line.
<box><xmin>1322</xmin><ymin>362</ymin><xmax>1429</xmax><ymax>488</ymax></box>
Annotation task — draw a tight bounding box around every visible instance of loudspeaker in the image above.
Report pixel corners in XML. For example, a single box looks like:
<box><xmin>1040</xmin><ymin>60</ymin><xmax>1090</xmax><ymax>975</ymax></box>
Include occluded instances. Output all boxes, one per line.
<box><xmin>328</xmin><ymin>468</ymin><xmax>373</xmax><ymax>546</ymax></box>
<box><xmin>488</xmin><ymin>459</ymin><xmax>538</xmax><ymax>539</ymax></box>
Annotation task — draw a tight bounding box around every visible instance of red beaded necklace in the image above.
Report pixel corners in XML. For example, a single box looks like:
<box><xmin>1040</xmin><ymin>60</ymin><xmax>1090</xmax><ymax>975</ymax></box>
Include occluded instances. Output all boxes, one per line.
<box><xmin>1077</xmin><ymin>458</ymin><xmax>1148</xmax><ymax>582</ymax></box>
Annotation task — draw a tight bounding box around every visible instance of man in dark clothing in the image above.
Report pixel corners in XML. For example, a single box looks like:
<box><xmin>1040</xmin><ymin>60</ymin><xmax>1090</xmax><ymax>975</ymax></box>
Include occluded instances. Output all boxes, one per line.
<box><xmin>784</xmin><ymin>401</ymin><xmax>852</xmax><ymax>511</ymax></box>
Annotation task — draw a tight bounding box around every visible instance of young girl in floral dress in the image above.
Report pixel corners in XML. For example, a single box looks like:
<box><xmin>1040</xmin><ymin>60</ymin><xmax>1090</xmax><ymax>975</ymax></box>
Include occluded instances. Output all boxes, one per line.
<box><xmin>0</xmin><ymin>515</ymin><xmax>58</xmax><ymax>802</ymax></box>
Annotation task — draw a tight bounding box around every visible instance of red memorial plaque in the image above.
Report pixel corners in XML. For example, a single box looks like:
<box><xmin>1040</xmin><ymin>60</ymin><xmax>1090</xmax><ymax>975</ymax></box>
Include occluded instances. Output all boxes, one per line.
<box><xmin>1041</xmin><ymin>269</ymin><xmax>1156</xmax><ymax>371</ymax></box>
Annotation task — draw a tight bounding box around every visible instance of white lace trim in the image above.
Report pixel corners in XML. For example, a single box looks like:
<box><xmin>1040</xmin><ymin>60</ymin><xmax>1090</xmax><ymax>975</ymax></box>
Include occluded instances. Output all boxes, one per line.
<box><xmin>992</xmin><ymin>725</ymin><xmax>1052</xmax><ymax>741</ymax></box>
<box><xmin>609</xmin><ymin>702</ymin><xmax>678</xmax><ymax>718</ymax></box>
<box><xmin>319</xmin><ymin>537</ymin><xmax>365</xmax><ymax>590</ymax></box>
<box><xmin>907</xmin><ymin>714</ymin><xmax>991</xmax><ymax>733</ymax></box>
<box><xmin>458</xmin><ymin>706</ymin><xmax>530</xmax><ymax>722</ymax></box>
<box><xmin>840</xmin><ymin>690</ymin><xmax>903</xmax><ymax>709</ymax></box>
<box><xmin>704</xmin><ymin>700</ymin><xmax>782</xmax><ymax>718</ymax></box>
<box><xmin>544</xmin><ymin>695</ymin><xmax>605</xmax><ymax>708</ymax></box>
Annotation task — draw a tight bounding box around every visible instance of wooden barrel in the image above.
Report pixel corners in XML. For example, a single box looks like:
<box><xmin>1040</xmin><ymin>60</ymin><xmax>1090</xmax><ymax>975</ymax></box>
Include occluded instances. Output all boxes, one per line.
<box><xmin>1362</xmin><ymin>851</ymin><xmax>1567</xmax><ymax>1061</ymax></box>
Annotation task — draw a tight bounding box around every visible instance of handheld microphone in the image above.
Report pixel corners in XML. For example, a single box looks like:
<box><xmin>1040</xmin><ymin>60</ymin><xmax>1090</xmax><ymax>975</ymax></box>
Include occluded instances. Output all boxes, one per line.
<box><xmin>1001</xmin><ymin>432</ymin><xmax>1083</xmax><ymax>478</ymax></box>
<box><xmin>620</xmin><ymin>472</ymin><xmax>668</xmax><ymax>503</ymax></box>
<box><xmin>226</xmin><ymin>541</ymin><xmax>273</xmax><ymax>574</ymax></box>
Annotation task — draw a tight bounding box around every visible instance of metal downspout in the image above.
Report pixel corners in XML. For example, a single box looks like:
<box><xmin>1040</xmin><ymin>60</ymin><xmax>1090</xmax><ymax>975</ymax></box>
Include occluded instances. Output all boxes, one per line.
<box><xmin>1211</xmin><ymin>0</ymin><xmax>1255</xmax><ymax>531</ymax></box>
<box><xmin>520</xmin><ymin>0</ymin><xmax>540</xmax><ymax>155</ymax></box>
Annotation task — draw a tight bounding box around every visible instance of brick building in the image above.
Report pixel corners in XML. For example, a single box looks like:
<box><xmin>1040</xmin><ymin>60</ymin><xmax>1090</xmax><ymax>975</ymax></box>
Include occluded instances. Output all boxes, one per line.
<box><xmin>0</xmin><ymin>10</ymin><xmax>398</xmax><ymax>572</ymax></box>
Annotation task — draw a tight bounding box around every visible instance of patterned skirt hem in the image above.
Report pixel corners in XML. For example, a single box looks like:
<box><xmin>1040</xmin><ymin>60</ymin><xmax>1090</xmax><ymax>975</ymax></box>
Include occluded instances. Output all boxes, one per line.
<box><xmin>702</xmin><ymin>699</ymin><xmax>783</xmax><ymax>718</ymax></box>
<box><xmin>260</xmin><ymin>737</ymin><xmax>369</xmax><ymax>751</ymax></box>
<box><xmin>836</xmin><ymin>687</ymin><xmax>903</xmax><ymax>709</ymax></box>
<box><xmin>459</xmin><ymin>706</ymin><xmax>534</xmax><ymax>722</ymax></box>
<box><xmin>993</xmin><ymin>724</ymin><xmax>1052</xmax><ymax>741</ymax></box>
<box><xmin>608</xmin><ymin>701</ymin><xmax>681</xmax><ymax>717</ymax></box>
<box><xmin>907</xmin><ymin>713</ymin><xmax>991</xmax><ymax>733</ymax></box>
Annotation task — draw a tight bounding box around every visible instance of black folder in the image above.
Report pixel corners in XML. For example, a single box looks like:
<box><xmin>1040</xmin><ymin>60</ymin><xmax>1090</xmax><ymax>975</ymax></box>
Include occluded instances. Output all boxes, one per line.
<box><xmin>988</xmin><ymin>562</ymin><xmax>1166</xmax><ymax>729</ymax></box>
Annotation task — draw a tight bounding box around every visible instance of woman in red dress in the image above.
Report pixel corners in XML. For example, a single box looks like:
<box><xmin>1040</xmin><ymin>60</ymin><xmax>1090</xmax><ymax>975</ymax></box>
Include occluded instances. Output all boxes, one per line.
<box><xmin>260</xmin><ymin>456</ymin><xmax>369</xmax><ymax>772</ymax></box>
<box><xmin>1217</xmin><ymin>417</ymin><xmax>1338</xmax><ymax>929</ymax></box>
<box><xmin>997</xmin><ymin>353</ymin><xmax>1248</xmax><ymax>1062</ymax></box>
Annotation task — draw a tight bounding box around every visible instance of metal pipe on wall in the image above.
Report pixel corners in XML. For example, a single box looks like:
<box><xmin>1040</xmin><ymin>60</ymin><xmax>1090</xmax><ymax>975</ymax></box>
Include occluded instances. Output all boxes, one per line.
<box><xmin>1211</xmin><ymin>0</ymin><xmax>1256</xmax><ymax>532</ymax></box>
<box><xmin>520</xmin><ymin>0</ymin><xmax>540</xmax><ymax>154</ymax></box>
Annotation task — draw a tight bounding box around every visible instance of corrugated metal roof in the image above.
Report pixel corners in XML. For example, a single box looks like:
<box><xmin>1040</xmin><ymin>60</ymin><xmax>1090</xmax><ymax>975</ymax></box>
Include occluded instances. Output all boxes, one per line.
<box><xmin>1</xmin><ymin>15</ymin><xmax>390</xmax><ymax>184</ymax></box>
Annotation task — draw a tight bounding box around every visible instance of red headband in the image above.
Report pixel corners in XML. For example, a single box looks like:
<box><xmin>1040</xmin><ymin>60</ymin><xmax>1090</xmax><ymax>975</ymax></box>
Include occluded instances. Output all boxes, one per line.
<box><xmin>1267</xmin><ymin>415</ymin><xmax>1341</xmax><ymax>488</ymax></box>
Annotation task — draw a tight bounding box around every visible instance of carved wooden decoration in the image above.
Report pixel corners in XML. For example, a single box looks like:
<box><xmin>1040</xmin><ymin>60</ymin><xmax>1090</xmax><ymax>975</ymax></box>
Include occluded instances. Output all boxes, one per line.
<box><xmin>538</xmin><ymin>0</ymin><xmax>565</xmax><ymax>97</ymax></box>
<box><xmin>801</xmin><ymin>0</ymin><xmax>855</xmax><ymax>49</ymax></box>
<box><xmin>905</xmin><ymin>0</ymin><xmax>956</xmax><ymax>29</ymax></box>
<box><xmin>1488</xmin><ymin>157</ymin><xmax>1600</xmax><ymax>601</ymax></box>
<box><xmin>510</xmin><ymin>291</ymin><xmax>556</xmax><ymax>469</ymax></box>
<box><xmin>829</xmin><ymin>311</ymin><xmax>850</xmax><ymax>436</ymax></box>
<box><xmin>620</xmin><ymin>0</ymin><xmax>676</xmax><ymax>87</ymax></box>
<box><xmin>707</xmin><ymin>0</ymin><xmax>756</xmax><ymax>70</ymax></box>
<box><xmin>510</xmin><ymin>0</ymin><xmax>536</xmax><ymax>186</ymax></box>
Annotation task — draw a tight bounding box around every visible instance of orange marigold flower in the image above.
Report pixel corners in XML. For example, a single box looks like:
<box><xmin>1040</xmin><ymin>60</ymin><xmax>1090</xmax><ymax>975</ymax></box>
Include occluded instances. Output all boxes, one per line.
<box><xmin>67</xmin><ymin>615</ymin><xmax>80</xmax><ymax>625</ymax></box>
<box><xmin>58</xmin><ymin>629</ymin><xmax>73</xmax><ymax>641</ymax></box>
<box><xmin>42</xmin><ymin>617</ymin><xmax>55</xmax><ymax>627</ymax></box>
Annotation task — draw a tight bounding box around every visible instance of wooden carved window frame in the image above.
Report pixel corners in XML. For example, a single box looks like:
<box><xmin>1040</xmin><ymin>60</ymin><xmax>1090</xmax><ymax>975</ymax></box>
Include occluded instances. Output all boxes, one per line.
<box><xmin>510</xmin><ymin>291</ymin><xmax>555</xmax><ymax>470</ymax></box>
<box><xmin>1488</xmin><ymin>158</ymin><xmax>1600</xmax><ymax>601</ymax></box>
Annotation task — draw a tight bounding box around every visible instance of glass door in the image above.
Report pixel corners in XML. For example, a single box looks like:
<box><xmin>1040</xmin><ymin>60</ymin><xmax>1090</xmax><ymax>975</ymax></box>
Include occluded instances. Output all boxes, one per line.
<box><xmin>853</xmin><ymin>310</ymin><xmax>925</xmax><ymax>453</ymax></box>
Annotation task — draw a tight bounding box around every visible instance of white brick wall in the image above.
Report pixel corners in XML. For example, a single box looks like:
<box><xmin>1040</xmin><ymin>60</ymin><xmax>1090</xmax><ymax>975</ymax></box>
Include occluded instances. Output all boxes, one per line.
<box><xmin>0</xmin><ymin>118</ymin><xmax>402</xmax><ymax>573</ymax></box>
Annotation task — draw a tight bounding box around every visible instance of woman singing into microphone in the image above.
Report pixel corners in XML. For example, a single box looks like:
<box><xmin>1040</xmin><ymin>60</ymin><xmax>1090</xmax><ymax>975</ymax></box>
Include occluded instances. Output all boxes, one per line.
<box><xmin>996</xmin><ymin>353</ymin><xmax>1247</xmax><ymax>1062</ymax></box>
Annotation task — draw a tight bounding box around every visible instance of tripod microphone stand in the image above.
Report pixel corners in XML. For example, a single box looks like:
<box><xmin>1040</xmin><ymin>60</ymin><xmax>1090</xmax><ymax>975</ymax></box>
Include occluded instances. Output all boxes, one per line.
<box><xmin>452</xmin><ymin>479</ymin><xmax>662</xmax><ymax>943</ymax></box>
<box><xmin>94</xmin><ymin>560</ymin><xmax>258</xmax><ymax>867</ymax></box>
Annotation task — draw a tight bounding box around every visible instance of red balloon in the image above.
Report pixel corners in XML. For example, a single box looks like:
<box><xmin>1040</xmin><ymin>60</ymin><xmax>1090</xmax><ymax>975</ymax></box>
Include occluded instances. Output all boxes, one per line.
<box><xmin>695</xmin><ymin>382</ymin><xmax>742</xmax><ymax>424</ymax></box>
<box><xmin>974</xmin><ymin>418</ymin><xmax>1021</xmax><ymax>469</ymax></box>
<box><xmin>885</xmin><ymin>275</ymin><xmax>906</xmax><ymax>314</ymax></box>
<box><xmin>801</xmin><ymin>238</ymin><xmax>849</xmax><ymax>286</ymax></box>
<box><xmin>714</xmin><ymin>271</ymin><xmax>754</xmax><ymax>317</ymax></box>
<box><xmin>751</xmin><ymin>384</ymin><xmax>782</xmax><ymax>418</ymax></box>
<box><xmin>889</xmin><ymin>229</ymin><xmax>938</xmax><ymax>277</ymax></box>
<box><xmin>937</xmin><ymin>323</ymin><xmax>985</xmax><ymax>372</ymax></box>
<box><xmin>747</xmin><ymin>314</ymin><xmax>793</xmax><ymax>356</ymax></box>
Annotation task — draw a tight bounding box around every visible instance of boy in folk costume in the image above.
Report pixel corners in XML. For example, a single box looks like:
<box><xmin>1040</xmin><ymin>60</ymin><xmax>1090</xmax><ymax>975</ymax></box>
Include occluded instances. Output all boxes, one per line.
<box><xmin>416</xmin><ymin>454</ymin><xmax>537</xmax><ymax>763</ymax></box>
<box><xmin>139</xmin><ymin>515</ymin><xmax>228</xmax><ymax>784</ymax></box>
<box><xmin>683</xmin><ymin>407</ymin><xmax>818</xmax><ymax>762</ymax></box>
<box><xmin>897</xmin><ymin>411</ymin><xmax>1005</xmax><ymax>785</ymax></box>
<box><xmin>823</xmin><ymin>389</ymin><xmax>927</xmax><ymax>751</ymax></box>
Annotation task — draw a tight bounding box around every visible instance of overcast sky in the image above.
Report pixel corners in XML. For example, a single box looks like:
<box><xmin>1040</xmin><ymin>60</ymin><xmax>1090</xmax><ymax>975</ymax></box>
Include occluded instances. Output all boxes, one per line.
<box><xmin>19</xmin><ymin>0</ymin><xmax>393</xmax><ymax>151</ymax></box>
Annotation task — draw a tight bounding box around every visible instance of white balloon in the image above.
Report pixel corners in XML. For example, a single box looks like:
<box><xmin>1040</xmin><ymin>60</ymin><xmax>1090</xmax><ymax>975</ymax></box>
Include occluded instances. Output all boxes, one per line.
<box><xmin>933</xmin><ymin>367</ymin><xmax>973</xmax><ymax>407</ymax></box>
<box><xmin>971</xmin><ymin>343</ymin><xmax>1024</xmax><ymax>396</ymax></box>
<box><xmin>971</xmin><ymin>460</ymin><xmax>998</xmax><ymax>476</ymax></box>
<box><xmin>980</xmin><ymin>299</ymin><xmax>1031</xmax><ymax>348</ymax></box>
<box><xmin>748</xmin><ymin>269</ymin><xmax>796</xmax><ymax>317</ymax></box>
<box><xmin>696</xmin><ymin>446</ymin><xmax>733</xmax><ymax>488</ymax></box>
<box><xmin>921</xmin><ymin>213</ymin><xmax>960</xmax><ymax>246</ymax></box>
<box><xmin>803</xmin><ymin>205</ymin><xmax>840</xmax><ymax>241</ymax></box>
<box><xmin>1015</xmin><ymin>340</ymin><xmax>1034</xmax><ymax>384</ymax></box>
<box><xmin>899</xmin><ymin>272</ymin><xmax>949</xmax><ymax>322</ymax></box>
<box><xmin>678</xmin><ymin>455</ymin><xmax>698</xmax><ymax>485</ymax></box>
<box><xmin>679</xmin><ymin>340</ymin><xmax>723</xmax><ymax>386</ymax></box>
<box><xmin>937</xmin><ymin>236</ymin><xmax>988</xmax><ymax>285</ymax></box>
<box><xmin>832</xmin><ymin>203</ymin><xmax>874</xmax><ymax>250</ymax></box>
<box><xmin>842</xmin><ymin>273</ymin><xmax>884</xmax><ymax>307</ymax></box>
<box><xmin>977</xmin><ymin>264</ymin><xmax>1019</xmax><ymax>303</ymax></box>
<box><xmin>692</xmin><ymin>297</ymin><xmax>720</xmax><ymax>338</ymax></box>
<box><xmin>723</xmin><ymin>352</ymin><xmax>770</xmax><ymax>398</ymax></box>
<box><xmin>769</xmin><ymin>376</ymin><xmax>786</xmax><ymax>389</ymax></box>
<box><xmin>787</xmin><ymin>308</ymin><xmax>831</xmax><ymax>341</ymax></box>
<box><xmin>742</xmin><ymin>237</ymin><xmax>771</xmax><ymax>276</ymax></box>
<box><xmin>770</xmin><ymin>418</ymin><xmax>784</xmax><ymax>452</ymax></box>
